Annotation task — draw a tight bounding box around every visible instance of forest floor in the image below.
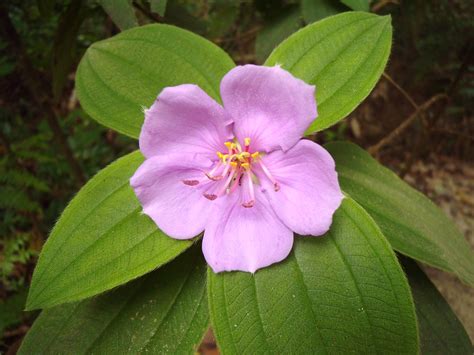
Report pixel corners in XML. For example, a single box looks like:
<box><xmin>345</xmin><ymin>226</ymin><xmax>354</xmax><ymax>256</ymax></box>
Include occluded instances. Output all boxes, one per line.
<box><xmin>401</xmin><ymin>154</ymin><xmax>474</xmax><ymax>341</ymax></box>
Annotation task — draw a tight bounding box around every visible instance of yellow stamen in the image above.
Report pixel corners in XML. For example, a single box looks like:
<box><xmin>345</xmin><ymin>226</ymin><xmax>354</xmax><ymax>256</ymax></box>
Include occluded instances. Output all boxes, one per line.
<box><xmin>241</xmin><ymin>162</ymin><xmax>250</xmax><ymax>170</ymax></box>
<box><xmin>251</xmin><ymin>152</ymin><xmax>260</xmax><ymax>159</ymax></box>
<box><xmin>224</xmin><ymin>142</ymin><xmax>235</xmax><ymax>150</ymax></box>
<box><xmin>244</xmin><ymin>137</ymin><xmax>251</xmax><ymax>146</ymax></box>
<box><xmin>217</xmin><ymin>151</ymin><xmax>228</xmax><ymax>163</ymax></box>
<box><xmin>230</xmin><ymin>161</ymin><xmax>238</xmax><ymax>168</ymax></box>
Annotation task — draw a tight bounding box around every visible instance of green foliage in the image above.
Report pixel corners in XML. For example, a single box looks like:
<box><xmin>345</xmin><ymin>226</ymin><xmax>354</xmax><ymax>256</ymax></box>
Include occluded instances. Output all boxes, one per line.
<box><xmin>301</xmin><ymin>0</ymin><xmax>348</xmax><ymax>23</ymax></box>
<box><xmin>266</xmin><ymin>12</ymin><xmax>392</xmax><ymax>133</ymax></box>
<box><xmin>150</xmin><ymin>0</ymin><xmax>167</xmax><ymax>17</ymax></box>
<box><xmin>0</xmin><ymin>235</ymin><xmax>37</xmax><ymax>291</ymax></box>
<box><xmin>19</xmin><ymin>247</ymin><xmax>208</xmax><ymax>354</ymax></box>
<box><xmin>208</xmin><ymin>198</ymin><xmax>418</xmax><ymax>354</ymax></box>
<box><xmin>402</xmin><ymin>257</ymin><xmax>472</xmax><ymax>354</ymax></box>
<box><xmin>97</xmin><ymin>0</ymin><xmax>138</xmax><ymax>31</ymax></box>
<box><xmin>0</xmin><ymin>288</ymin><xmax>29</xmax><ymax>336</ymax></box>
<box><xmin>26</xmin><ymin>151</ymin><xmax>193</xmax><ymax>310</ymax></box>
<box><xmin>325</xmin><ymin>142</ymin><xmax>474</xmax><ymax>286</ymax></box>
<box><xmin>76</xmin><ymin>24</ymin><xmax>235</xmax><ymax>138</ymax></box>
<box><xmin>341</xmin><ymin>0</ymin><xmax>370</xmax><ymax>12</ymax></box>
<box><xmin>255</xmin><ymin>5</ymin><xmax>302</xmax><ymax>63</ymax></box>
<box><xmin>52</xmin><ymin>0</ymin><xmax>87</xmax><ymax>100</ymax></box>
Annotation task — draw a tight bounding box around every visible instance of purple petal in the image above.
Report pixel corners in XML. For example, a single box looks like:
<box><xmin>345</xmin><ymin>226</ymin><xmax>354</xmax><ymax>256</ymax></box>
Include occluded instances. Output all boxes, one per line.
<box><xmin>202</xmin><ymin>189</ymin><xmax>293</xmax><ymax>273</ymax></box>
<box><xmin>130</xmin><ymin>154</ymin><xmax>214</xmax><ymax>239</ymax></box>
<box><xmin>259</xmin><ymin>140</ymin><xmax>343</xmax><ymax>236</ymax></box>
<box><xmin>220</xmin><ymin>65</ymin><xmax>316</xmax><ymax>152</ymax></box>
<box><xmin>140</xmin><ymin>84</ymin><xmax>233</xmax><ymax>159</ymax></box>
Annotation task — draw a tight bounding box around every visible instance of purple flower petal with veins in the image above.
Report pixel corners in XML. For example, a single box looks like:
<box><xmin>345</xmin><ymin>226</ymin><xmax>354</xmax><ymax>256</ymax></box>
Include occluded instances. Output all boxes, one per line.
<box><xmin>130</xmin><ymin>65</ymin><xmax>343</xmax><ymax>273</ymax></box>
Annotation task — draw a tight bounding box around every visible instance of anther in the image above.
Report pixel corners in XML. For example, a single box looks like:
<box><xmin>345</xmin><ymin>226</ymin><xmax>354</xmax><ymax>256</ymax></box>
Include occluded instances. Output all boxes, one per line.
<box><xmin>251</xmin><ymin>152</ymin><xmax>260</xmax><ymax>159</ymax></box>
<box><xmin>242</xmin><ymin>200</ymin><xmax>255</xmax><ymax>208</ymax></box>
<box><xmin>203</xmin><ymin>193</ymin><xmax>217</xmax><ymax>201</ymax></box>
<box><xmin>182</xmin><ymin>179</ymin><xmax>199</xmax><ymax>186</ymax></box>
<box><xmin>244</xmin><ymin>137</ymin><xmax>251</xmax><ymax>146</ymax></box>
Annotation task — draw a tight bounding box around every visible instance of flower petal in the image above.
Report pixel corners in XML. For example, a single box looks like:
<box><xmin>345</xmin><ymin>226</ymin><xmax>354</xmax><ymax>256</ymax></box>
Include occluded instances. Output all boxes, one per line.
<box><xmin>220</xmin><ymin>65</ymin><xmax>316</xmax><ymax>152</ymax></box>
<box><xmin>203</xmin><ymin>189</ymin><xmax>293</xmax><ymax>273</ymax></box>
<box><xmin>259</xmin><ymin>139</ymin><xmax>343</xmax><ymax>236</ymax></box>
<box><xmin>130</xmin><ymin>153</ymin><xmax>214</xmax><ymax>239</ymax></box>
<box><xmin>140</xmin><ymin>84</ymin><xmax>233</xmax><ymax>159</ymax></box>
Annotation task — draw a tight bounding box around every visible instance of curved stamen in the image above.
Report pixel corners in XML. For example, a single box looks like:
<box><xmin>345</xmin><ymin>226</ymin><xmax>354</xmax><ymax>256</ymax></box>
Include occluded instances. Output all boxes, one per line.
<box><xmin>242</xmin><ymin>170</ymin><xmax>255</xmax><ymax>208</ymax></box>
<box><xmin>258</xmin><ymin>159</ymin><xmax>280</xmax><ymax>192</ymax></box>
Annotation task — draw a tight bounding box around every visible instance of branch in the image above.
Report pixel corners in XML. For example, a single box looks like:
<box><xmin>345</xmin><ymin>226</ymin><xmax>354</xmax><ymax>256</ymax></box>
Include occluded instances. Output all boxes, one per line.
<box><xmin>368</xmin><ymin>94</ymin><xmax>448</xmax><ymax>155</ymax></box>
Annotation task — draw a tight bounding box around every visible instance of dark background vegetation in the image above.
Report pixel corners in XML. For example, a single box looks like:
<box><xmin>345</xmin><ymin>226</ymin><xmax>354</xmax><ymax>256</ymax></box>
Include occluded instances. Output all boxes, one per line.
<box><xmin>0</xmin><ymin>0</ymin><xmax>473</xmax><ymax>353</ymax></box>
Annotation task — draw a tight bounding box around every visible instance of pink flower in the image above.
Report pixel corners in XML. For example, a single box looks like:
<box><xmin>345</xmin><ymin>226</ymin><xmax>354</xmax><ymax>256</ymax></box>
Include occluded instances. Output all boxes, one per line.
<box><xmin>130</xmin><ymin>65</ymin><xmax>343</xmax><ymax>273</ymax></box>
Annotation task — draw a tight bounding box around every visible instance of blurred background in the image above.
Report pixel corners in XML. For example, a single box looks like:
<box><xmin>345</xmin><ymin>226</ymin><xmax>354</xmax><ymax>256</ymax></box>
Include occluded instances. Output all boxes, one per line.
<box><xmin>0</xmin><ymin>0</ymin><xmax>472</xmax><ymax>353</ymax></box>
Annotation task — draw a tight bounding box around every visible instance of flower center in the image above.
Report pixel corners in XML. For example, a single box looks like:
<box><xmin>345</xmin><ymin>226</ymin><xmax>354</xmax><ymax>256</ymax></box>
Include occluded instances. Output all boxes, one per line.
<box><xmin>182</xmin><ymin>137</ymin><xmax>280</xmax><ymax>208</ymax></box>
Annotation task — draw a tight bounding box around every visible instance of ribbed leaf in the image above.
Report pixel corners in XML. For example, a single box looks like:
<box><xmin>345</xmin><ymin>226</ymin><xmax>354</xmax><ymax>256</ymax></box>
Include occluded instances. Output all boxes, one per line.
<box><xmin>265</xmin><ymin>12</ymin><xmax>392</xmax><ymax>133</ymax></box>
<box><xmin>19</xmin><ymin>247</ymin><xmax>208</xmax><ymax>354</ymax></box>
<box><xmin>26</xmin><ymin>151</ymin><xmax>193</xmax><ymax>310</ymax></box>
<box><xmin>325</xmin><ymin>141</ymin><xmax>474</xmax><ymax>286</ymax></box>
<box><xmin>402</xmin><ymin>257</ymin><xmax>472</xmax><ymax>354</ymax></box>
<box><xmin>208</xmin><ymin>198</ymin><xmax>418</xmax><ymax>354</ymax></box>
<box><xmin>76</xmin><ymin>24</ymin><xmax>235</xmax><ymax>138</ymax></box>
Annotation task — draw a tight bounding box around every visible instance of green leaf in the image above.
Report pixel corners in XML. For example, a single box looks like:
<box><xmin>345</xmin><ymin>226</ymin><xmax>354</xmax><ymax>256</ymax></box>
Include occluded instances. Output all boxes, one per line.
<box><xmin>76</xmin><ymin>24</ymin><xmax>234</xmax><ymax>138</ymax></box>
<box><xmin>265</xmin><ymin>12</ymin><xmax>392</xmax><ymax>133</ymax></box>
<box><xmin>341</xmin><ymin>0</ymin><xmax>371</xmax><ymax>12</ymax></box>
<box><xmin>19</xmin><ymin>247</ymin><xmax>208</xmax><ymax>354</ymax></box>
<box><xmin>150</xmin><ymin>0</ymin><xmax>167</xmax><ymax>16</ymax></box>
<box><xmin>401</xmin><ymin>257</ymin><xmax>472</xmax><ymax>354</ymax></box>
<box><xmin>325</xmin><ymin>141</ymin><xmax>474</xmax><ymax>286</ymax></box>
<box><xmin>52</xmin><ymin>0</ymin><xmax>87</xmax><ymax>100</ymax></box>
<box><xmin>255</xmin><ymin>5</ymin><xmax>302</xmax><ymax>63</ymax></box>
<box><xmin>26</xmin><ymin>151</ymin><xmax>193</xmax><ymax>310</ymax></box>
<box><xmin>208</xmin><ymin>198</ymin><xmax>418</xmax><ymax>354</ymax></box>
<box><xmin>97</xmin><ymin>0</ymin><xmax>138</xmax><ymax>31</ymax></box>
<box><xmin>301</xmin><ymin>0</ymin><xmax>348</xmax><ymax>23</ymax></box>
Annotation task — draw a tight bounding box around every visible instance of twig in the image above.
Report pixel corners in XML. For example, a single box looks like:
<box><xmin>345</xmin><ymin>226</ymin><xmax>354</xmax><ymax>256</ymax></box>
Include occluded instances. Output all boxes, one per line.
<box><xmin>372</xmin><ymin>0</ymin><xmax>399</xmax><ymax>12</ymax></box>
<box><xmin>382</xmin><ymin>72</ymin><xmax>418</xmax><ymax>110</ymax></box>
<box><xmin>368</xmin><ymin>94</ymin><xmax>448</xmax><ymax>155</ymax></box>
<box><xmin>132</xmin><ymin>1</ymin><xmax>162</xmax><ymax>23</ymax></box>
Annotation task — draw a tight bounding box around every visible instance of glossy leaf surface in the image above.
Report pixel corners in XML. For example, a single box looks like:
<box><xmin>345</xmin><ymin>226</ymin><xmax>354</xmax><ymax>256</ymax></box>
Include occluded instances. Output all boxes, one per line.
<box><xmin>208</xmin><ymin>198</ymin><xmax>418</xmax><ymax>354</ymax></box>
<box><xmin>402</xmin><ymin>257</ymin><xmax>472</xmax><ymax>354</ymax></box>
<box><xmin>76</xmin><ymin>24</ymin><xmax>234</xmax><ymax>138</ymax></box>
<box><xmin>266</xmin><ymin>12</ymin><xmax>392</xmax><ymax>133</ymax></box>
<box><xmin>20</xmin><ymin>247</ymin><xmax>208</xmax><ymax>354</ymax></box>
<box><xmin>326</xmin><ymin>141</ymin><xmax>474</xmax><ymax>286</ymax></box>
<box><xmin>26</xmin><ymin>151</ymin><xmax>193</xmax><ymax>310</ymax></box>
